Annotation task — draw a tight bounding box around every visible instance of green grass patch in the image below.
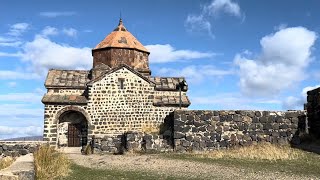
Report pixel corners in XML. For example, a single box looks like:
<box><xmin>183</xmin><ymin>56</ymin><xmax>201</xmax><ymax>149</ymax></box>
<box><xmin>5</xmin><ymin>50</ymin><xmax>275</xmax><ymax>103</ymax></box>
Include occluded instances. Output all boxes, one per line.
<box><xmin>61</xmin><ymin>163</ymin><xmax>189</xmax><ymax>180</ymax></box>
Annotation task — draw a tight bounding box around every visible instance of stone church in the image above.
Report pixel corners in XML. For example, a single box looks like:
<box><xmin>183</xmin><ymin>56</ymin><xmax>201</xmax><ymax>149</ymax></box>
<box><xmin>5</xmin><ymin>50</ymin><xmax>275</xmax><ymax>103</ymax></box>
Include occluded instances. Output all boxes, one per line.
<box><xmin>42</xmin><ymin>19</ymin><xmax>190</xmax><ymax>147</ymax></box>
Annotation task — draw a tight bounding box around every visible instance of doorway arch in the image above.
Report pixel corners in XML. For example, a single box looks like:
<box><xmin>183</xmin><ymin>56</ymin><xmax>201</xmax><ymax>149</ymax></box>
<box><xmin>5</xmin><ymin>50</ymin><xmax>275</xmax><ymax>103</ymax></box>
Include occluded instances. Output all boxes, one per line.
<box><xmin>57</xmin><ymin>110</ymin><xmax>88</xmax><ymax>147</ymax></box>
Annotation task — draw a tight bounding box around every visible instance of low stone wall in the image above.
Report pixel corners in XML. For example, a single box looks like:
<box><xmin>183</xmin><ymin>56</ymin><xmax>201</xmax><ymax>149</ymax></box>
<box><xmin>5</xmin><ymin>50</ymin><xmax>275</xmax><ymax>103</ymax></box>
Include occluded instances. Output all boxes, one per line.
<box><xmin>173</xmin><ymin>110</ymin><xmax>306</xmax><ymax>152</ymax></box>
<box><xmin>93</xmin><ymin>132</ymin><xmax>173</xmax><ymax>153</ymax></box>
<box><xmin>0</xmin><ymin>141</ymin><xmax>46</xmax><ymax>157</ymax></box>
<box><xmin>0</xmin><ymin>154</ymin><xmax>35</xmax><ymax>180</ymax></box>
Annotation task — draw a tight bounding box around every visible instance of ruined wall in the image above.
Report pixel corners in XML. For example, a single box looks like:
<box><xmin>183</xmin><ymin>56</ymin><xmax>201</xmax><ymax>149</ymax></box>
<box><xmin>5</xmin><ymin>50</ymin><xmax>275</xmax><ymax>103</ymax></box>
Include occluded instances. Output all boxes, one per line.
<box><xmin>0</xmin><ymin>142</ymin><xmax>44</xmax><ymax>157</ymax></box>
<box><xmin>86</xmin><ymin>68</ymin><xmax>177</xmax><ymax>137</ymax></box>
<box><xmin>173</xmin><ymin>110</ymin><xmax>306</xmax><ymax>152</ymax></box>
<box><xmin>306</xmin><ymin>88</ymin><xmax>320</xmax><ymax>138</ymax></box>
<box><xmin>92</xmin><ymin>48</ymin><xmax>149</xmax><ymax>73</ymax></box>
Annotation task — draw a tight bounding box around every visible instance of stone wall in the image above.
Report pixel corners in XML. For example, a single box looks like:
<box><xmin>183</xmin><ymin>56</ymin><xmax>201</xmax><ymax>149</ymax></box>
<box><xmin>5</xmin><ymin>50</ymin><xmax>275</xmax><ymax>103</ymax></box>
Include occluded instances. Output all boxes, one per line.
<box><xmin>87</xmin><ymin>67</ymin><xmax>176</xmax><ymax>136</ymax></box>
<box><xmin>92</xmin><ymin>131</ymin><xmax>172</xmax><ymax>154</ymax></box>
<box><xmin>306</xmin><ymin>88</ymin><xmax>320</xmax><ymax>137</ymax></box>
<box><xmin>0</xmin><ymin>142</ymin><xmax>44</xmax><ymax>157</ymax></box>
<box><xmin>173</xmin><ymin>110</ymin><xmax>306</xmax><ymax>152</ymax></box>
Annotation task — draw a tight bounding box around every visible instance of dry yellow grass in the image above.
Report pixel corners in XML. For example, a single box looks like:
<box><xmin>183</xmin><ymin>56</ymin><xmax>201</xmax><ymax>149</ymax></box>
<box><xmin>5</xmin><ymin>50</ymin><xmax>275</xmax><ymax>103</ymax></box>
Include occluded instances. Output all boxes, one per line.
<box><xmin>192</xmin><ymin>142</ymin><xmax>304</xmax><ymax>161</ymax></box>
<box><xmin>34</xmin><ymin>144</ymin><xmax>71</xmax><ymax>180</ymax></box>
<box><xmin>0</xmin><ymin>156</ymin><xmax>14</xmax><ymax>170</ymax></box>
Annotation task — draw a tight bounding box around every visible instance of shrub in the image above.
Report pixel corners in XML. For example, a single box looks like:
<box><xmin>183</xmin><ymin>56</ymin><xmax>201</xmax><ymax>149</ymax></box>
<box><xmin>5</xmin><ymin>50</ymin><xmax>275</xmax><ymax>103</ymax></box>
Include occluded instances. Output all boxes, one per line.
<box><xmin>0</xmin><ymin>156</ymin><xmax>14</xmax><ymax>170</ymax></box>
<box><xmin>34</xmin><ymin>144</ymin><xmax>70</xmax><ymax>180</ymax></box>
<box><xmin>83</xmin><ymin>144</ymin><xmax>92</xmax><ymax>155</ymax></box>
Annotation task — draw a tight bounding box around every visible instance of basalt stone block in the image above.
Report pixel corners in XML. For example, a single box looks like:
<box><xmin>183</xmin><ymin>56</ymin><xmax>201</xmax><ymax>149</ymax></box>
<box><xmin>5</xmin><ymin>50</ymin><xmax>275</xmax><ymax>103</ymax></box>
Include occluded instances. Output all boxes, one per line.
<box><xmin>206</xmin><ymin>141</ymin><xmax>215</xmax><ymax>147</ymax></box>
<box><xmin>255</xmin><ymin>111</ymin><xmax>262</xmax><ymax>117</ymax></box>
<box><xmin>260</xmin><ymin>117</ymin><xmax>267</xmax><ymax>123</ymax></box>
<box><xmin>199</xmin><ymin>126</ymin><xmax>207</xmax><ymax>132</ymax></box>
<box><xmin>276</xmin><ymin>116</ymin><xmax>284</xmax><ymax>123</ymax></box>
<box><xmin>222</xmin><ymin>135</ymin><xmax>230</xmax><ymax>140</ymax></box>
<box><xmin>279</xmin><ymin>124</ymin><xmax>289</xmax><ymax>129</ymax></box>
<box><xmin>252</xmin><ymin>117</ymin><xmax>259</xmax><ymax>123</ymax></box>
<box><xmin>234</xmin><ymin>115</ymin><xmax>242</xmax><ymax>122</ymax></box>
<box><xmin>199</xmin><ymin>141</ymin><xmax>206</xmax><ymax>149</ymax></box>
<box><xmin>192</xmin><ymin>127</ymin><xmax>199</xmax><ymax>133</ymax></box>
<box><xmin>263</xmin><ymin>111</ymin><xmax>270</xmax><ymax>116</ymax></box>
<box><xmin>187</xmin><ymin>115</ymin><xmax>194</xmax><ymax>121</ymax></box>
<box><xmin>186</xmin><ymin>135</ymin><xmax>194</xmax><ymax>141</ymax></box>
<box><xmin>207</xmin><ymin>125</ymin><xmax>215</xmax><ymax>132</ymax></box>
<box><xmin>181</xmin><ymin>140</ymin><xmax>191</xmax><ymax>147</ymax></box>
<box><xmin>174</xmin><ymin>132</ymin><xmax>185</xmax><ymax>139</ymax></box>
<box><xmin>180</xmin><ymin>114</ymin><xmax>187</xmax><ymax>121</ymax></box>
<box><xmin>193</xmin><ymin>136</ymin><xmax>201</xmax><ymax>142</ymax></box>
<box><xmin>174</xmin><ymin>125</ymin><xmax>184</xmax><ymax>132</ymax></box>
<box><xmin>247</xmin><ymin>111</ymin><xmax>255</xmax><ymax>118</ymax></box>
<box><xmin>280</xmin><ymin>131</ymin><xmax>288</xmax><ymax>137</ymax></box>
<box><xmin>267</xmin><ymin>116</ymin><xmax>276</xmax><ymax>123</ymax></box>
<box><xmin>174</xmin><ymin>120</ymin><xmax>185</xmax><ymax>126</ymax></box>
<box><xmin>219</xmin><ymin>140</ymin><xmax>228</xmax><ymax>148</ymax></box>
<box><xmin>263</xmin><ymin>123</ymin><xmax>273</xmax><ymax>130</ymax></box>
<box><xmin>216</xmin><ymin>126</ymin><xmax>223</xmax><ymax>133</ymax></box>
<box><xmin>285</xmin><ymin>111</ymin><xmax>298</xmax><ymax>118</ymax></box>
<box><xmin>186</xmin><ymin>120</ymin><xmax>193</xmax><ymax>125</ymax></box>
<box><xmin>272</xmin><ymin>123</ymin><xmax>280</xmax><ymax>130</ymax></box>
<box><xmin>183</xmin><ymin>126</ymin><xmax>192</xmax><ymax>132</ymax></box>
<box><xmin>194</xmin><ymin>120</ymin><xmax>205</xmax><ymax>127</ymax></box>
<box><xmin>272</xmin><ymin>131</ymin><xmax>280</xmax><ymax>137</ymax></box>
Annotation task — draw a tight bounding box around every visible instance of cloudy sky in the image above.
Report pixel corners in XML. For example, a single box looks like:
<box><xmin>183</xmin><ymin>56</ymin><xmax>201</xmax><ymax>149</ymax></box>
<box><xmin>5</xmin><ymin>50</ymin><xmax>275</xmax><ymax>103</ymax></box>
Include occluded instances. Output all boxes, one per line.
<box><xmin>0</xmin><ymin>0</ymin><xmax>320</xmax><ymax>139</ymax></box>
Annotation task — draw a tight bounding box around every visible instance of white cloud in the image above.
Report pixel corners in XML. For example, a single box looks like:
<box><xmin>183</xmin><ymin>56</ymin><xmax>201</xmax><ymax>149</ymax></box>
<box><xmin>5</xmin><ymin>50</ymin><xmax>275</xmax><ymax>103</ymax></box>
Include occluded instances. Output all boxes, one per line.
<box><xmin>283</xmin><ymin>85</ymin><xmax>320</xmax><ymax>110</ymax></box>
<box><xmin>39</xmin><ymin>11</ymin><xmax>76</xmax><ymax>18</ymax></box>
<box><xmin>0</xmin><ymin>70</ymin><xmax>41</xmax><ymax>79</ymax></box>
<box><xmin>0</xmin><ymin>126</ymin><xmax>42</xmax><ymax>138</ymax></box>
<box><xmin>146</xmin><ymin>44</ymin><xmax>215</xmax><ymax>63</ymax></box>
<box><xmin>63</xmin><ymin>28</ymin><xmax>77</xmax><ymax>37</ymax></box>
<box><xmin>41</xmin><ymin>26</ymin><xmax>59</xmax><ymax>37</ymax></box>
<box><xmin>0</xmin><ymin>93</ymin><xmax>42</xmax><ymax>103</ymax></box>
<box><xmin>7</xmin><ymin>23</ymin><xmax>30</xmax><ymax>37</ymax></box>
<box><xmin>185</xmin><ymin>15</ymin><xmax>214</xmax><ymax>38</ymax></box>
<box><xmin>185</xmin><ymin>0</ymin><xmax>243</xmax><ymax>37</ymax></box>
<box><xmin>157</xmin><ymin>65</ymin><xmax>233</xmax><ymax>84</ymax></box>
<box><xmin>0</xmin><ymin>52</ymin><xmax>22</xmax><ymax>57</ymax></box>
<box><xmin>7</xmin><ymin>82</ymin><xmax>17</xmax><ymax>88</ymax></box>
<box><xmin>274</xmin><ymin>23</ymin><xmax>288</xmax><ymax>31</ymax></box>
<box><xmin>21</xmin><ymin>35</ymin><xmax>91</xmax><ymax>74</ymax></box>
<box><xmin>235</xmin><ymin>27</ymin><xmax>317</xmax><ymax>96</ymax></box>
<box><xmin>0</xmin><ymin>36</ymin><xmax>22</xmax><ymax>47</ymax></box>
<box><xmin>190</xmin><ymin>93</ymin><xmax>281</xmax><ymax>110</ymax></box>
<box><xmin>204</xmin><ymin>0</ymin><xmax>242</xmax><ymax>17</ymax></box>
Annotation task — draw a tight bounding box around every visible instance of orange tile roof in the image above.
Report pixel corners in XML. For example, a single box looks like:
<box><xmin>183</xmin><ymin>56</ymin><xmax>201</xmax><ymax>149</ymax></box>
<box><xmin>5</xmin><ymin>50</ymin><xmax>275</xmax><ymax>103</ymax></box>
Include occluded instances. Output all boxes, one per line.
<box><xmin>93</xmin><ymin>19</ymin><xmax>149</xmax><ymax>53</ymax></box>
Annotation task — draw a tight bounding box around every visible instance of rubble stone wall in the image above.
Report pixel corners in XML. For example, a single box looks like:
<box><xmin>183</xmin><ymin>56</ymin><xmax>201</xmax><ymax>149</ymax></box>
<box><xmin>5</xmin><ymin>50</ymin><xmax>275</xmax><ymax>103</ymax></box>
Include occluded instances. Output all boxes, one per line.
<box><xmin>0</xmin><ymin>142</ymin><xmax>44</xmax><ymax>157</ymax></box>
<box><xmin>173</xmin><ymin>110</ymin><xmax>306</xmax><ymax>152</ymax></box>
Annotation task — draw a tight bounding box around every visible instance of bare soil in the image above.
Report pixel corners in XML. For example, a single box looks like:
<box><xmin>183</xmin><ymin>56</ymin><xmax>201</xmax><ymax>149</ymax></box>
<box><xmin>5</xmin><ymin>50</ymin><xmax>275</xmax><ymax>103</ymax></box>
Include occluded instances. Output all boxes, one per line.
<box><xmin>66</xmin><ymin>152</ymin><xmax>315</xmax><ymax>180</ymax></box>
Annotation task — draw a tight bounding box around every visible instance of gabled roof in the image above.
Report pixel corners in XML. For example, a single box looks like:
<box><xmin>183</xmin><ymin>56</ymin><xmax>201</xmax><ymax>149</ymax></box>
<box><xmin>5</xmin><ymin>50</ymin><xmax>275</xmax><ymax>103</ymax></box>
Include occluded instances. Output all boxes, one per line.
<box><xmin>93</xmin><ymin>19</ymin><xmax>149</xmax><ymax>53</ymax></box>
<box><xmin>149</xmin><ymin>77</ymin><xmax>188</xmax><ymax>91</ymax></box>
<box><xmin>86</xmin><ymin>64</ymin><xmax>155</xmax><ymax>86</ymax></box>
<box><xmin>153</xmin><ymin>95</ymin><xmax>190</xmax><ymax>107</ymax></box>
<box><xmin>45</xmin><ymin>69</ymin><xmax>90</xmax><ymax>89</ymax></box>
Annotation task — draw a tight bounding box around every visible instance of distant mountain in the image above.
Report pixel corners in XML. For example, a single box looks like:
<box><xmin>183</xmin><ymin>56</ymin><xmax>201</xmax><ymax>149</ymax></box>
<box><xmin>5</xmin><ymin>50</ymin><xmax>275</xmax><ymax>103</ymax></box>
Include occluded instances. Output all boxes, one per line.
<box><xmin>1</xmin><ymin>136</ymin><xmax>43</xmax><ymax>141</ymax></box>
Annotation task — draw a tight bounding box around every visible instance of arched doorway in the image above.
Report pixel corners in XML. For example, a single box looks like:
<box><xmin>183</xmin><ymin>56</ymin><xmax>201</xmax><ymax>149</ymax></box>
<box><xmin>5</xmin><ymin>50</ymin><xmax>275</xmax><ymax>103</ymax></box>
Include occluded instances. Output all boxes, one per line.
<box><xmin>58</xmin><ymin>111</ymin><xmax>88</xmax><ymax>147</ymax></box>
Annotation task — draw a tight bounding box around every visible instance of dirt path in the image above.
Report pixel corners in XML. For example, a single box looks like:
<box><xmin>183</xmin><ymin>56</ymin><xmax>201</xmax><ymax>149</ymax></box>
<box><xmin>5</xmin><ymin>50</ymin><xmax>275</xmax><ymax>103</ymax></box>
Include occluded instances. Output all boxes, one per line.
<box><xmin>65</xmin><ymin>151</ymin><xmax>315</xmax><ymax>180</ymax></box>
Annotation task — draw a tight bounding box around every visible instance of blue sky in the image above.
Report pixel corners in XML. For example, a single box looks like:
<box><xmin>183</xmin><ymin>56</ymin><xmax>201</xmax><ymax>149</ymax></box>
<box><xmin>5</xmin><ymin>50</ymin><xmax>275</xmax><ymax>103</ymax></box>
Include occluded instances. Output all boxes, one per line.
<box><xmin>0</xmin><ymin>0</ymin><xmax>320</xmax><ymax>139</ymax></box>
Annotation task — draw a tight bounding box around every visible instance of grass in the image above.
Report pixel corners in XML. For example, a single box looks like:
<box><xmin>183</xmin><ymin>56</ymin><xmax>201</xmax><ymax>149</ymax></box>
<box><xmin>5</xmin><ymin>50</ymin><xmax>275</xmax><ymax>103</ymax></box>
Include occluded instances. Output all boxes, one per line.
<box><xmin>163</xmin><ymin>142</ymin><xmax>320</xmax><ymax>177</ymax></box>
<box><xmin>0</xmin><ymin>156</ymin><xmax>14</xmax><ymax>170</ymax></box>
<box><xmin>34</xmin><ymin>144</ymin><xmax>71</xmax><ymax>180</ymax></box>
<box><xmin>61</xmin><ymin>163</ymin><xmax>188</xmax><ymax>180</ymax></box>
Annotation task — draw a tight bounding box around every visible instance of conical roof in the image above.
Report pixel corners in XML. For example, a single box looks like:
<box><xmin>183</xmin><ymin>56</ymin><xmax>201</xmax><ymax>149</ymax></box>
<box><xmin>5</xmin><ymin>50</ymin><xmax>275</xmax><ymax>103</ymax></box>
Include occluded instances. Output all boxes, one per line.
<box><xmin>93</xmin><ymin>19</ymin><xmax>149</xmax><ymax>53</ymax></box>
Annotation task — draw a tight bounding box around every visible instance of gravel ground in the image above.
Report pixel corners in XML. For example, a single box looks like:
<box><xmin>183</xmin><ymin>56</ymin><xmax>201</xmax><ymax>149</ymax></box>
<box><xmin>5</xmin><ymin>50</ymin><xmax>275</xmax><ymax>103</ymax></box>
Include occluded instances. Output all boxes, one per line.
<box><xmin>66</xmin><ymin>152</ymin><xmax>316</xmax><ymax>180</ymax></box>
